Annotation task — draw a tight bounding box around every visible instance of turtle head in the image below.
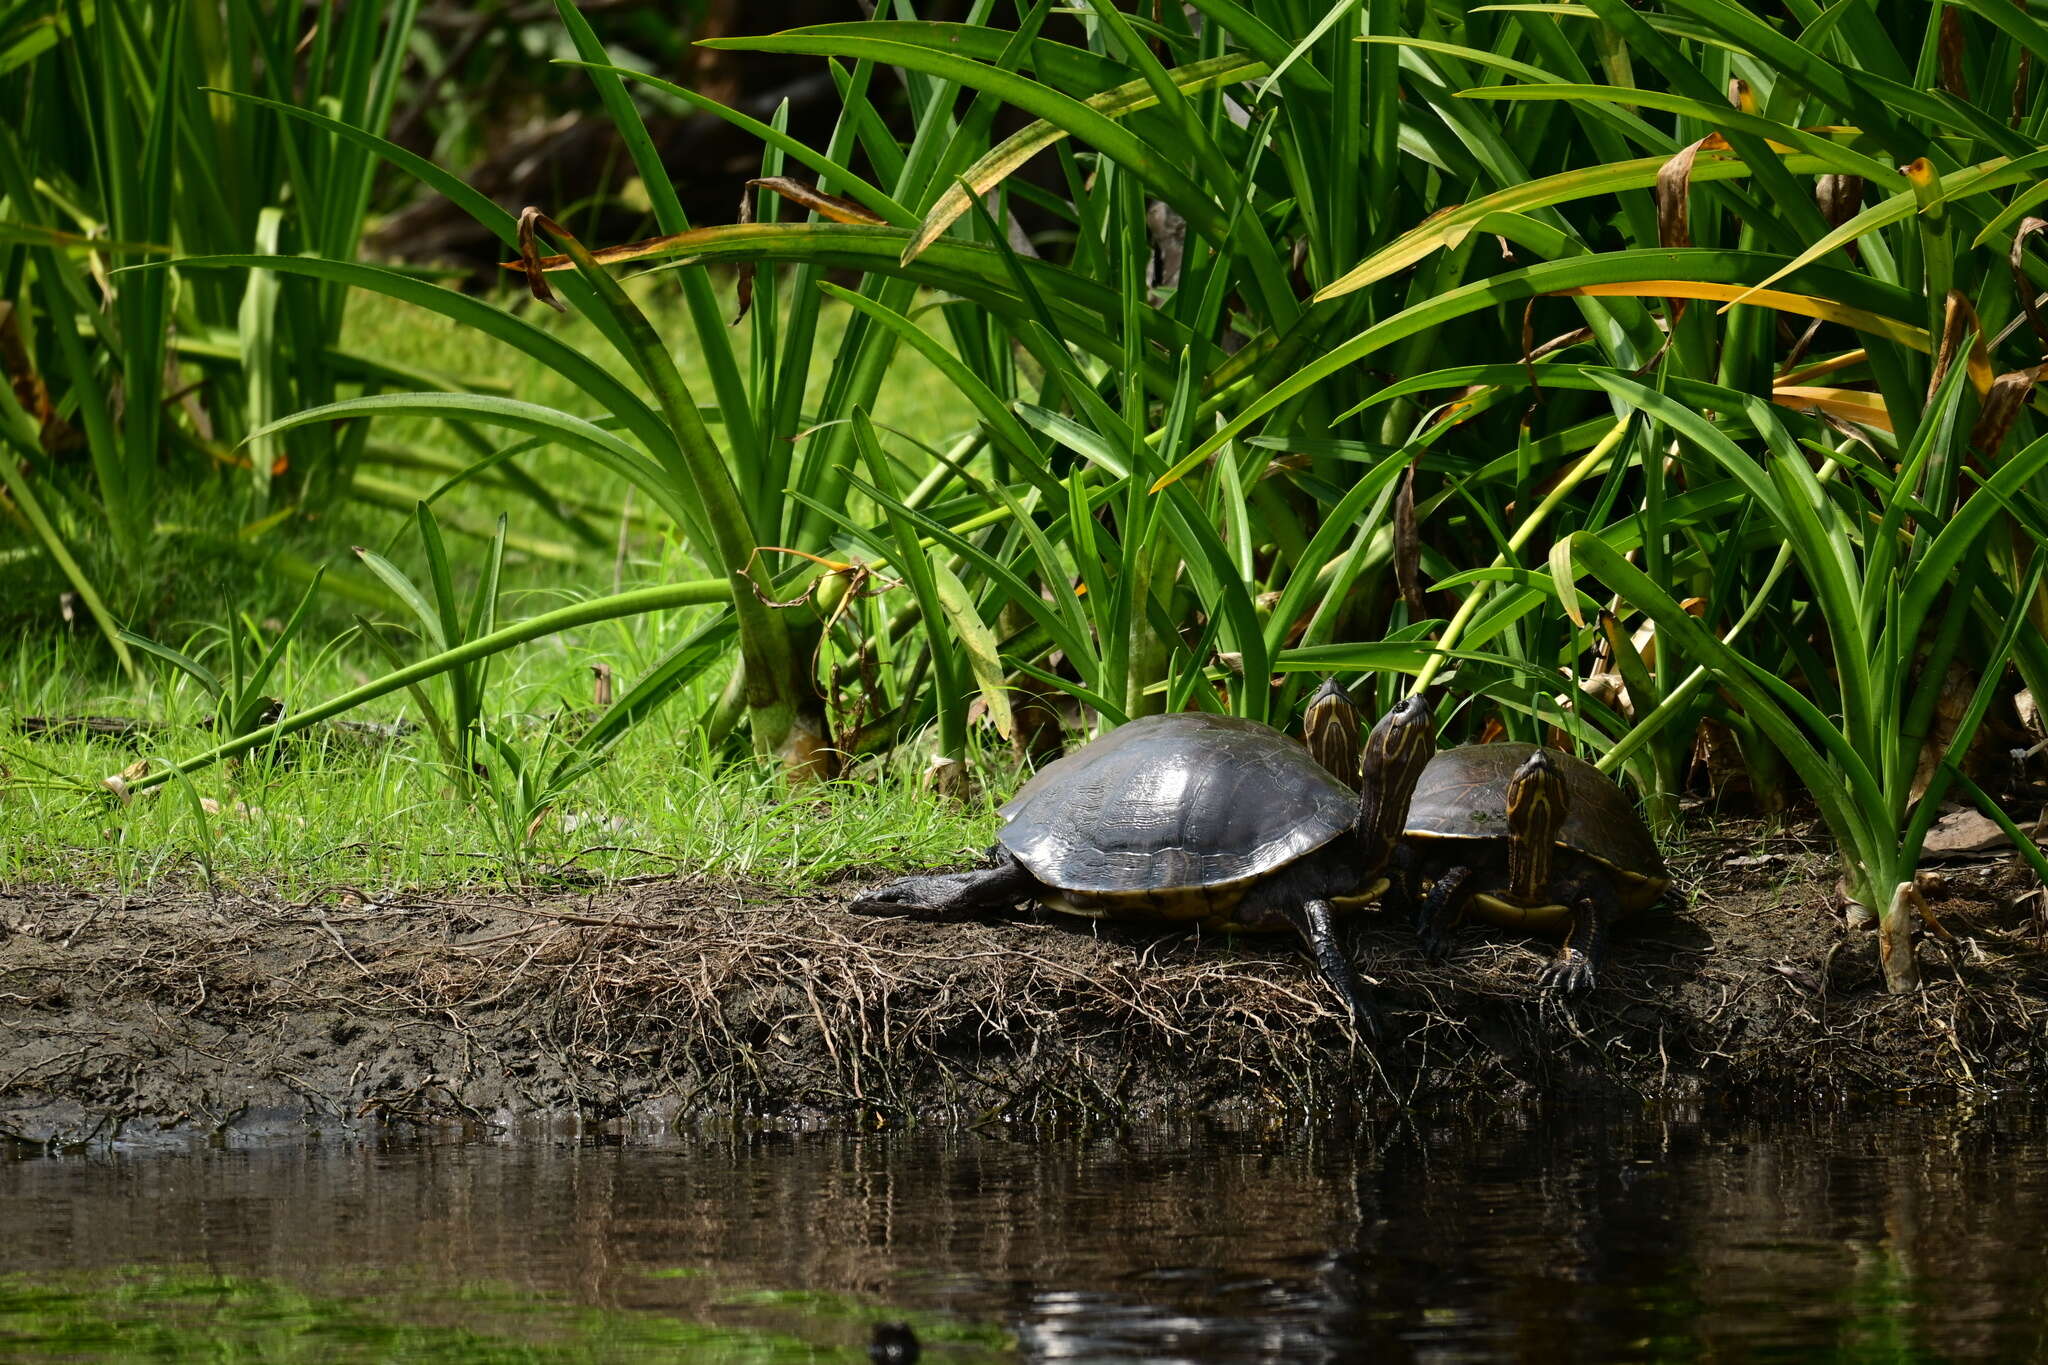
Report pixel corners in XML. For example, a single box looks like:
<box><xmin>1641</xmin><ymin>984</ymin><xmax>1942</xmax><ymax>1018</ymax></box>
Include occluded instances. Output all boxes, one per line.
<box><xmin>1302</xmin><ymin>677</ymin><xmax>1364</xmax><ymax>791</ymax></box>
<box><xmin>1505</xmin><ymin>750</ymin><xmax>1568</xmax><ymax>901</ymax></box>
<box><xmin>1356</xmin><ymin>695</ymin><xmax>1435</xmax><ymax>866</ymax></box>
<box><xmin>1307</xmin><ymin>675</ymin><xmax>1357</xmax><ymax>710</ymax></box>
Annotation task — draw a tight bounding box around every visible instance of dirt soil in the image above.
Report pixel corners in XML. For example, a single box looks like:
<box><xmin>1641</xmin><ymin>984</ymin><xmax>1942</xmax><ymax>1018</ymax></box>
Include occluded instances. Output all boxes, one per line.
<box><xmin>5</xmin><ymin>827</ymin><xmax>2047</xmax><ymax>1145</ymax></box>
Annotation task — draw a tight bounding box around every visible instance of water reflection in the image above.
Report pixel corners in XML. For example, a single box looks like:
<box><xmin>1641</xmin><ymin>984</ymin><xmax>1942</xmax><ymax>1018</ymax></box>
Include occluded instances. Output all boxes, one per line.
<box><xmin>4</xmin><ymin>1104</ymin><xmax>2047</xmax><ymax>1362</ymax></box>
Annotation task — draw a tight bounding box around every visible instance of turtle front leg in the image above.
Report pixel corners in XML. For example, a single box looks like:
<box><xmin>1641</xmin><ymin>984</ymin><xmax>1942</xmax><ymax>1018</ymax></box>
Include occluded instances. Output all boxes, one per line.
<box><xmin>852</xmin><ymin>852</ymin><xmax>1039</xmax><ymax>916</ymax></box>
<box><xmin>1415</xmin><ymin>864</ymin><xmax>1476</xmax><ymax>960</ymax></box>
<box><xmin>1538</xmin><ymin>875</ymin><xmax>1619</xmax><ymax>995</ymax></box>
<box><xmin>1289</xmin><ymin>898</ymin><xmax>1382</xmax><ymax>1041</ymax></box>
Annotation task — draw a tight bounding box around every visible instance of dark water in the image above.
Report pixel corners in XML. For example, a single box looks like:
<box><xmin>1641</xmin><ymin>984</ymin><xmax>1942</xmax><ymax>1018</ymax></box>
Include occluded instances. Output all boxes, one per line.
<box><xmin>5</xmin><ymin>1104</ymin><xmax>2048</xmax><ymax>1362</ymax></box>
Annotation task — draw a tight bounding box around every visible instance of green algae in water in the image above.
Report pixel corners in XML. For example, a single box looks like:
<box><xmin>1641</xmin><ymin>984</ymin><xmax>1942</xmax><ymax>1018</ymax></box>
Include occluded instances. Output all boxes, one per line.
<box><xmin>0</xmin><ymin>1268</ymin><xmax>1012</xmax><ymax>1363</ymax></box>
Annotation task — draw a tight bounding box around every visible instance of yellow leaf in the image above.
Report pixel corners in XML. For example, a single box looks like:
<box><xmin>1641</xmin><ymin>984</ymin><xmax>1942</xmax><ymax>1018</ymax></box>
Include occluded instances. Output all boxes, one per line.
<box><xmin>1316</xmin><ymin>146</ymin><xmax>1844</xmax><ymax>301</ymax></box>
<box><xmin>1775</xmin><ymin>348</ymin><xmax>1869</xmax><ymax>386</ymax></box>
<box><xmin>1718</xmin><ymin>154</ymin><xmax>2022</xmax><ymax>313</ymax></box>
<box><xmin>1769</xmin><ymin>385</ymin><xmax>1895</xmax><ymax>433</ymax></box>
<box><xmin>1556</xmin><ymin>281</ymin><xmax>1931</xmax><ymax>352</ymax></box>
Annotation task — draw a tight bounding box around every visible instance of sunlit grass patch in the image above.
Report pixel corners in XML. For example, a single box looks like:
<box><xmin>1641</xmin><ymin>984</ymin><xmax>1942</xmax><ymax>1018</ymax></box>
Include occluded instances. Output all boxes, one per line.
<box><xmin>3</xmin><ymin>692</ymin><xmax>1002</xmax><ymax>899</ymax></box>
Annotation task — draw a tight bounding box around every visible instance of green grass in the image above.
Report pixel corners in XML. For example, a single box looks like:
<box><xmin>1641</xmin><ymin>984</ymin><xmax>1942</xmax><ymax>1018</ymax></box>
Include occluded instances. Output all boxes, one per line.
<box><xmin>2</xmin><ymin>624</ymin><xmax>1003</xmax><ymax>897</ymax></box>
<box><xmin>3</xmin><ymin>289</ymin><xmax>998</xmax><ymax>897</ymax></box>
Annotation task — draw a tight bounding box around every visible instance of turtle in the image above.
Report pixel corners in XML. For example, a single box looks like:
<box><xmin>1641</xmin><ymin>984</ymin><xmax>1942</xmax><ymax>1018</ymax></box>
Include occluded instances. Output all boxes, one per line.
<box><xmin>1388</xmin><ymin>744</ymin><xmax>1670</xmax><ymax>993</ymax></box>
<box><xmin>851</xmin><ymin>699</ymin><xmax>1436</xmax><ymax>1035</ymax></box>
<box><xmin>1296</xmin><ymin>690</ymin><xmax>1667</xmax><ymax>994</ymax></box>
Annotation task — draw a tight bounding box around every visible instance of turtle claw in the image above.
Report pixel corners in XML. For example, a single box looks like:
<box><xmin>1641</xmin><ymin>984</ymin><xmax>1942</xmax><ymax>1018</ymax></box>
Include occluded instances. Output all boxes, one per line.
<box><xmin>1540</xmin><ymin>948</ymin><xmax>1597</xmax><ymax>996</ymax></box>
<box><xmin>1326</xmin><ymin>964</ymin><xmax>1384</xmax><ymax>1044</ymax></box>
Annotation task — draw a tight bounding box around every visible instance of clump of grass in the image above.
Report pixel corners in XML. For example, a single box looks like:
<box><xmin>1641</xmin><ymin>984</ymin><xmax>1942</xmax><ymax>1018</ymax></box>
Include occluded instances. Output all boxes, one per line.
<box><xmin>3</xmin><ymin>673</ymin><xmax>1001</xmax><ymax>899</ymax></box>
<box><xmin>3</xmin><ymin>494</ymin><xmax>995</xmax><ymax>897</ymax></box>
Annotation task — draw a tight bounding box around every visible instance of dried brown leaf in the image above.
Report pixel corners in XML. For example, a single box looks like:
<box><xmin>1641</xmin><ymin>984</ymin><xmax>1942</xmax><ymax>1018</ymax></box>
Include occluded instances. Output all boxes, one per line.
<box><xmin>747</xmin><ymin>177</ymin><xmax>886</xmax><ymax>226</ymax></box>
<box><xmin>0</xmin><ymin>301</ymin><xmax>76</xmax><ymax>453</ymax></box>
<box><xmin>2011</xmin><ymin>216</ymin><xmax>2048</xmax><ymax>354</ymax></box>
<box><xmin>1394</xmin><ymin>459</ymin><xmax>1425</xmax><ymax>622</ymax></box>
<box><xmin>1815</xmin><ymin>174</ymin><xmax>1865</xmax><ymax>233</ymax></box>
<box><xmin>1520</xmin><ymin>297</ymin><xmax>1543</xmax><ymax>401</ymax></box>
<box><xmin>1940</xmin><ymin>9</ymin><xmax>1968</xmax><ymax>99</ymax></box>
<box><xmin>924</xmin><ymin>753</ymin><xmax>976</xmax><ymax>802</ymax></box>
<box><xmin>1970</xmin><ymin>365</ymin><xmax>2045</xmax><ymax>454</ymax></box>
<box><xmin>1926</xmin><ymin>289</ymin><xmax>1990</xmax><ymax>400</ymax></box>
<box><xmin>1656</xmin><ymin>137</ymin><xmax>1708</xmax><ymax>252</ymax></box>
<box><xmin>515</xmin><ymin>207</ymin><xmax>569</xmax><ymax>314</ymax></box>
<box><xmin>1911</xmin><ymin>658</ymin><xmax>1979</xmax><ymax>804</ymax></box>
<box><xmin>1655</xmin><ymin>133</ymin><xmax>1726</xmax><ymax>322</ymax></box>
<box><xmin>1528</xmin><ymin>326</ymin><xmax>1594</xmax><ymax>362</ymax></box>
<box><xmin>501</xmin><ymin>229</ymin><xmax>703</xmax><ymax>275</ymax></box>
<box><xmin>1692</xmin><ymin>715</ymin><xmax>1749</xmax><ymax>799</ymax></box>
<box><xmin>1777</xmin><ymin>316</ymin><xmax>1825</xmax><ymax>376</ymax></box>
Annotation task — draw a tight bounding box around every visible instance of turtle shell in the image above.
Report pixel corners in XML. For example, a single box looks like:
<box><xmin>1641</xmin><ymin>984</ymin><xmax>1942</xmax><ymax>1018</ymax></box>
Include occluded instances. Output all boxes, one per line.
<box><xmin>997</xmin><ymin>713</ymin><xmax>1358</xmax><ymax>920</ymax></box>
<box><xmin>1405</xmin><ymin>743</ymin><xmax>1667</xmax><ymax>892</ymax></box>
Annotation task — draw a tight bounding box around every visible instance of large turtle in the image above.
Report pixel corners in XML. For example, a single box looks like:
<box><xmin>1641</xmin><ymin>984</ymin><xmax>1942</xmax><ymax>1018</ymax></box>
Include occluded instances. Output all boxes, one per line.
<box><xmin>1299</xmin><ymin>686</ymin><xmax>1667</xmax><ymax>994</ymax></box>
<box><xmin>852</xmin><ymin>699</ymin><xmax>1435</xmax><ymax>1035</ymax></box>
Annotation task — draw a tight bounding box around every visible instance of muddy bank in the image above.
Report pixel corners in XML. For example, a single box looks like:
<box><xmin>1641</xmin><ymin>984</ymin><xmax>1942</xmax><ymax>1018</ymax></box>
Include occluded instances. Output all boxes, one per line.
<box><xmin>4</xmin><ymin>832</ymin><xmax>2047</xmax><ymax>1143</ymax></box>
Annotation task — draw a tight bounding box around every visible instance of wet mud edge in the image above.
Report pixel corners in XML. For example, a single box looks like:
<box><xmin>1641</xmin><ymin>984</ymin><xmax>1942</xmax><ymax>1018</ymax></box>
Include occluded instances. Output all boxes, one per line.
<box><xmin>4</xmin><ymin>837</ymin><xmax>2047</xmax><ymax>1144</ymax></box>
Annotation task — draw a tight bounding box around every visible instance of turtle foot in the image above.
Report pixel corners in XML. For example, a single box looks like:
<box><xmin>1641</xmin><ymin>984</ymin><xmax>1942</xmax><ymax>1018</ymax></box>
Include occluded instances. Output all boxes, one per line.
<box><xmin>1539</xmin><ymin>948</ymin><xmax>1597</xmax><ymax>996</ymax></box>
<box><xmin>1292</xmin><ymin>898</ymin><xmax>1383</xmax><ymax>1044</ymax></box>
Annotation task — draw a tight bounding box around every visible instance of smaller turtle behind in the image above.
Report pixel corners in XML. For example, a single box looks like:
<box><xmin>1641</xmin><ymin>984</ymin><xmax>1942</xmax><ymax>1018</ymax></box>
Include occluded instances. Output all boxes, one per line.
<box><xmin>1391</xmin><ymin>743</ymin><xmax>1669</xmax><ymax>993</ymax></box>
<box><xmin>1298</xmin><ymin>691</ymin><xmax>1666</xmax><ymax>994</ymax></box>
